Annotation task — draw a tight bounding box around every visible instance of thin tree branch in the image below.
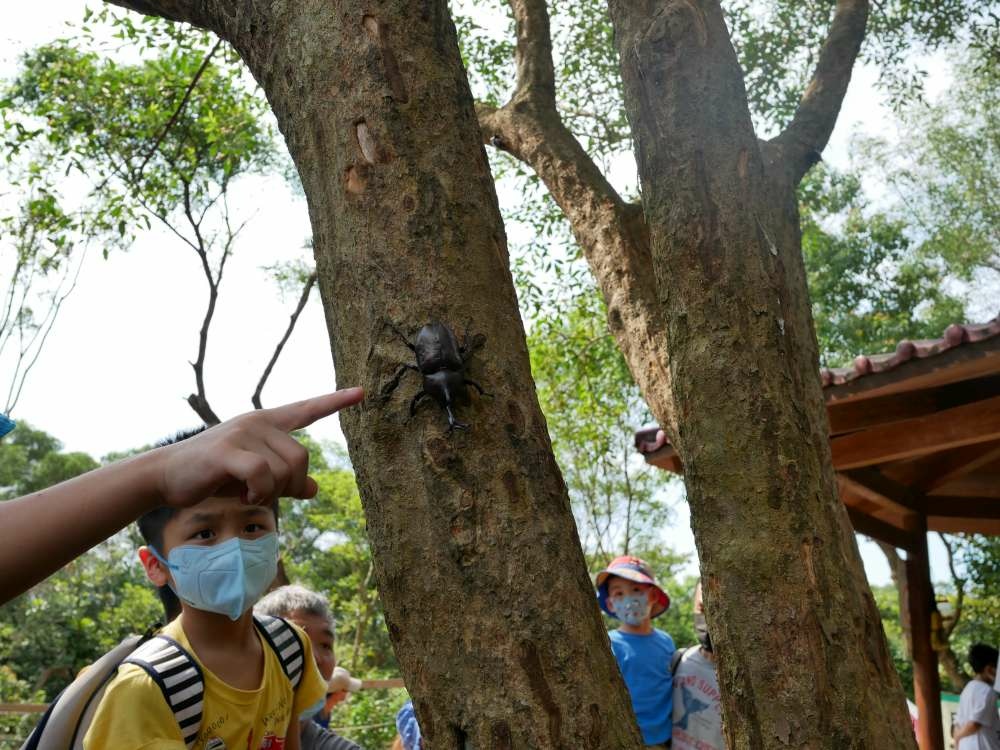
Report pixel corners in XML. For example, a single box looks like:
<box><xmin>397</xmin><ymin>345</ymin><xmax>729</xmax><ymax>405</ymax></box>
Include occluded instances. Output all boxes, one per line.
<box><xmin>6</xmin><ymin>244</ymin><xmax>89</xmax><ymax>414</ymax></box>
<box><xmin>252</xmin><ymin>271</ymin><xmax>317</xmax><ymax>409</ymax></box>
<box><xmin>938</xmin><ymin>532</ymin><xmax>965</xmax><ymax>640</ymax></box>
<box><xmin>876</xmin><ymin>540</ymin><xmax>913</xmax><ymax>658</ymax></box>
<box><xmin>134</xmin><ymin>39</ymin><xmax>223</xmax><ymax>181</ymax></box>
<box><xmin>181</xmin><ymin>178</ymin><xmax>222</xmax><ymax>425</ymax></box>
<box><xmin>771</xmin><ymin>0</ymin><xmax>870</xmax><ymax>183</ymax></box>
<box><xmin>0</xmin><ymin>255</ymin><xmax>30</xmax><ymax>361</ymax></box>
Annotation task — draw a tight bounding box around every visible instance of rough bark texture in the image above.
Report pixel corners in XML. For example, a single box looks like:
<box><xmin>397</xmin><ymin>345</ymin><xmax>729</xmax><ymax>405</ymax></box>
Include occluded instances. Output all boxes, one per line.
<box><xmin>106</xmin><ymin>0</ymin><xmax>645</xmax><ymax>747</ymax></box>
<box><xmin>605</xmin><ymin>0</ymin><xmax>918</xmax><ymax>747</ymax></box>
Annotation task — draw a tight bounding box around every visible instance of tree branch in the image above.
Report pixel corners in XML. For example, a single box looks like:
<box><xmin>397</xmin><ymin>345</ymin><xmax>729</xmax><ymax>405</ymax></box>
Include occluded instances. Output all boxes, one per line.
<box><xmin>183</xmin><ymin>178</ymin><xmax>221</xmax><ymax>425</ymax></box>
<box><xmin>876</xmin><ymin>540</ymin><xmax>912</xmax><ymax>658</ymax></box>
<box><xmin>252</xmin><ymin>271</ymin><xmax>317</xmax><ymax>409</ymax></box>
<box><xmin>104</xmin><ymin>0</ymin><xmax>210</xmax><ymax>28</ymax></box>
<box><xmin>510</xmin><ymin>0</ymin><xmax>556</xmax><ymax>104</ymax></box>
<box><xmin>5</xmin><ymin>245</ymin><xmax>89</xmax><ymax>414</ymax></box>
<box><xmin>771</xmin><ymin>0</ymin><xmax>870</xmax><ymax>183</ymax></box>
<box><xmin>938</xmin><ymin>533</ymin><xmax>965</xmax><ymax>640</ymax></box>
<box><xmin>475</xmin><ymin>3</ymin><xmax>676</xmax><ymax>434</ymax></box>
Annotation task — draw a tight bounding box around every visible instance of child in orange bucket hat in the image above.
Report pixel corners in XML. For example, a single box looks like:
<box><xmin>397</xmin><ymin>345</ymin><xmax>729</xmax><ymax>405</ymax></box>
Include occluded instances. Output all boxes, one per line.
<box><xmin>596</xmin><ymin>555</ymin><xmax>675</xmax><ymax>749</ymax></box>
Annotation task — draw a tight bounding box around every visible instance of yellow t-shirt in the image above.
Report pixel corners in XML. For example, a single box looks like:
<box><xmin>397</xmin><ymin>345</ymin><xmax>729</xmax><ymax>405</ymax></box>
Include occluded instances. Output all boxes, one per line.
<box><xmin>83</xmin><ymin>617</ymin><xmax>326</xmax><ymax>750</ymax></box>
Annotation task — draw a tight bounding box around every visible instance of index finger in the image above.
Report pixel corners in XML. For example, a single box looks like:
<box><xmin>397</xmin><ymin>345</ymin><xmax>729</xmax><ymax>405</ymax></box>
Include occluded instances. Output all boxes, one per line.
<box><xmin>265</xmin><ymin>387</ymin><xmax>364</xmax><ymax>432</ymax></box>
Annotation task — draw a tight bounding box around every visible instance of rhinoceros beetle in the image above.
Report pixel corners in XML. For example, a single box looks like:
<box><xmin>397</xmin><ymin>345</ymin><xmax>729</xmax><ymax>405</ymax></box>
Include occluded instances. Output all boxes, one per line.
<box><xmin>389</xmin><ymin>321</ymin><xmax>488</xmax><ymax>431</ymax></box>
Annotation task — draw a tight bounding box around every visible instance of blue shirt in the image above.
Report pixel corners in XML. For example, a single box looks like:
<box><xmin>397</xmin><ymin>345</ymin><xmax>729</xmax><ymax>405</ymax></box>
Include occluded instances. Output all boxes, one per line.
<box><xmin>609</xmin><ymin>628</ymin><xmax>675</xmax><ymax>744</ymax></box>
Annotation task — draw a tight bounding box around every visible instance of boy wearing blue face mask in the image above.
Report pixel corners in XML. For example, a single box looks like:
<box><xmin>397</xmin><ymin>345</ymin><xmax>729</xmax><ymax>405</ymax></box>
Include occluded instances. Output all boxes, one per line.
<box><xmin>596</xmin><ymin>556</ymin><xmax>675</xmax><ymax>749</ymax></box>
<box><xmin>83</xmin><ymin>432</ymin><xmax>327</xmax><ymax>750</ymax></box>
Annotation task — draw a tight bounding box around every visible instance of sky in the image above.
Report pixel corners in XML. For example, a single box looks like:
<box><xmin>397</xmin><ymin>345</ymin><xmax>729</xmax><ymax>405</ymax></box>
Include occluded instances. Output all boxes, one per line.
<box><xmin>1</xmin><ymin>2</ymin><xmax>962</xmax><ymax>588</ymax></box>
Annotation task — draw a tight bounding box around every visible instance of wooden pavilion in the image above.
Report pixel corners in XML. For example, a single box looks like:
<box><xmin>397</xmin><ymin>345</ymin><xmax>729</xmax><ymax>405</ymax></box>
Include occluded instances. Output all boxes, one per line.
<box><xmin>635</xmin><ymin>318</ymin><xmax>1000</xmax><ymax>750</ymax></box>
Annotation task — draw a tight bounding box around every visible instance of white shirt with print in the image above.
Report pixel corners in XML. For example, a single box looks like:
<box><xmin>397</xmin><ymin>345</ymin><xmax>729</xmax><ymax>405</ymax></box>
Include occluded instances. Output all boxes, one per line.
<box><xmin>957</xmin><ymin>679</ymin><xmax>1000</xmax><ymax>750</ymax></box>
<box><xmin>672</xmin><ymin>648</ymin><xmax>724</xmax><ymax>750</ymax></box>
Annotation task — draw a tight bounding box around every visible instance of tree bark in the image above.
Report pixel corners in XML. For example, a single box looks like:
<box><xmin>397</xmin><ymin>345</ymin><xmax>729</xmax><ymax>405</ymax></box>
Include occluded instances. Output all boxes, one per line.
<box><xmin>107</xmin><ymin>0</ymin><xmax>644</xmax><ymax>746</ymax></box>
<box><xmin>607</xmin><ymin>0</ymin><xmax>917</xmax><ymax>747</ymax></box>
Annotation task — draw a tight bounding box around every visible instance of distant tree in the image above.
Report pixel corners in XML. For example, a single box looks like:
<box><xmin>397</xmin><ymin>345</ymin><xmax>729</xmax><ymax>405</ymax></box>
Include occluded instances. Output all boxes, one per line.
<box><xmin>800</xmin><ymin>164</ymin><xmax>966</xmax><ymax>367</ymax></box>
<box><xmin>3</xmin><ymin>11</ymin><xmax>314</xmax><ymax>424</ymax></box>
<box><xmin>858</xmin><ymin>47</ymin><xmax>999</xmax><ymax>302</ymax></box>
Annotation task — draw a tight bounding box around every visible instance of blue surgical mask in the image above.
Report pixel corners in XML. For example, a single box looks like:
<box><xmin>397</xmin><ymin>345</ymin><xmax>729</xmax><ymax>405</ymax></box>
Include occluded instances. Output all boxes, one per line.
<box><xmin>150</xmin><ymin>533</ymin><xmax>279</xmax><ymax>621</ymax></box>
<box><xmin>614</xmin><ymin>594</ymin><xmax>651</xmax><ymax>626</ymax></box>
<box><xmin>300</xmin><ymin>695</ymin><xmax>326</xmax><ymax>721</ymax></box>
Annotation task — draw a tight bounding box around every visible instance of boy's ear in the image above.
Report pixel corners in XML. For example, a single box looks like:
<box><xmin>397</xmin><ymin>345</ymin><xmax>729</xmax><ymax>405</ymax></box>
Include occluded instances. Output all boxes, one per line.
<box><xmin>138</xmin><ymin>546</ymin><xmax>170</xmax><ymax>587</ymax></box>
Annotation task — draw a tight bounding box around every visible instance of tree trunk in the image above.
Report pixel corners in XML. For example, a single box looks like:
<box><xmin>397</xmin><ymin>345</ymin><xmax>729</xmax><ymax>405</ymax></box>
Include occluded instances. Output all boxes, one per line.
<box><xmin>107</xmin><ymin>0</ymin><xmax>644</xmax><ymax>746</ymax></box>
<box><xmin>879</xmin><ymin>541</ymin><xmax>914</xmax><ymax>657</ymax></box>
<box><xmin>607</xmin><ymin>1</ymin><xmax>917</xmax><ymax>747</ymax></box>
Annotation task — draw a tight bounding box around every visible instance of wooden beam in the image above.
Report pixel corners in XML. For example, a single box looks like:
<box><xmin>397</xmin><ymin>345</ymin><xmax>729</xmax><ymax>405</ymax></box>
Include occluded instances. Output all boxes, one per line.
<box><xmin>906</xmin><ymin>518</ymin><xmax>945</xmax><ymax>750</ymax></box>
<box><xmin>828</xmin><ymin>389</ymin><xmax>938</xmax><ymax>435</ymax></box>
<box><xmin>831</xmin><ymin>395</ymin><xmax>1000</xmax><ymax>470</ymax></box>
<box><xmin>928</xmin><ymin>517</ymin><xmax>1000</xmax><ymax>534</ymax></box>
<box><xmin>837</xmin><ymin>469</ymin><xmax>922</xmax><ymax>519</ymax></box>
<box><xmin>923</xmin><ymin>496</ymin><xmax>1000</xmax><ymax>519</ymax></box>
<box><xmin>845</xmin><ymin>507</ymin><xmax>917</xmax><ymax>552</ymax></box>
<box><xmin>643</xmin><ymin>446</ymin><xmax>683</xmax><ymax>474</ymax></box>
<box><xmin>828</xmin><ymin>374</ymin><xmax>1000</xmax><ymax>435</ymax></box>
<box><xmin>360</xmin><ymin>678</ymin><xmax>405</xmax><ymax>689</ymax></box>
<box><xmin>919</xmin><ymin>442</ymin><xmax>1000</xmax><ymax>493</ymax></box>
<box><xmin>928</xmin><ymin>473</ymin><xmax>1000</xmax><ymax>499</ymax></box>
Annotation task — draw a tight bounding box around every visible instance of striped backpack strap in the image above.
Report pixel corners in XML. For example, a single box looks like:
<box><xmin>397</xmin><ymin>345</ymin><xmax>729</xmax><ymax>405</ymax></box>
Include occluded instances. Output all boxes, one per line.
<box><xmin>123</xmin><ymin>635</ymin><xmax>204</xmax><ymax>749</ymax></box>
<box><xmin>254</xmin><ymin>615</ymin><xmax>305</xmax><ymax>689</ymax></box>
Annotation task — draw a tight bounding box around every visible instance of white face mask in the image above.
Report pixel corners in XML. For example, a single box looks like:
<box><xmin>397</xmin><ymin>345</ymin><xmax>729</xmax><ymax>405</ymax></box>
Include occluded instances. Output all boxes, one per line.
<box><xmin>613</xmin><ymin>593</ymin><xmax>651</xmax><ymax>625</ymax></box>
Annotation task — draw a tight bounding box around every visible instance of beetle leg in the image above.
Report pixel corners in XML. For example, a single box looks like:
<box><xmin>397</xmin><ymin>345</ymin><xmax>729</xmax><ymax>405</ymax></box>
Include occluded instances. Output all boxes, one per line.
<box><xmin>389</xmin><ymin>322</ymin><xmax>417</xmax><ymax>352</ymax></box>
<box><xmin>381</xmin><ymin>363</ymin><xmax>419</xmax><ymax>398</ymax></box>
<box><xmin>464</xmin><ymin>379</ymin><xmax>492</xmax><ymax>398</ymax></box>
<box><xmin>409</xmin><ymin>390</ymin><xmax>430</xmax><ymax>416</ymax></box>
<box><xmin>459</xmin><ymin>321</ymin><xmax>485</xmax><ymax>362</ymax></box>
<box><xmin>445</xmin><ymin>405</ymin><xmax>469</xmax><ymax>432</ymax></box>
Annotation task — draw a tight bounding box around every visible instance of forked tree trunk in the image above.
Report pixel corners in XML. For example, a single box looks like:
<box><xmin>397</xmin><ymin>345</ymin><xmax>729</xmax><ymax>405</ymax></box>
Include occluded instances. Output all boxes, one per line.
<box><xmin>607</xmin><ymin>1</ymin><xmax>916</xmax><ymax>747</ymax></box>
<box><xmin>108</xmin><ymin>0</ymin><xmax>644</xmax><ymax>746</ymax></box>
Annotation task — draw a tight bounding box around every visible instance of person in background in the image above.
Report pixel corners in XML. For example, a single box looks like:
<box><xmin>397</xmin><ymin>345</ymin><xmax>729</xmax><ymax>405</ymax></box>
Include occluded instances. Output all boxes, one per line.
<box><xmin>596</xmin><ymin>555</ymin><xmax>675</xmax><ymax>749</ymax></box>
<box><xmin>671</xmin><ymin>581</ymin><xmax>723</xmax><ymax>750</ymax></box>
<box><xmin>256</xmin><ymin>584</ymin><xmax>365</xmax><ymax>750</ymax></box>
<box><xmin>953</xmin><ymin>643</ymin><xmax>1000</xmax><ymax>749</ymax></box>
<box><xmin>392</xmin><ymin>700</ymin><xmax>422</xmax><ymax>750</ymax></box>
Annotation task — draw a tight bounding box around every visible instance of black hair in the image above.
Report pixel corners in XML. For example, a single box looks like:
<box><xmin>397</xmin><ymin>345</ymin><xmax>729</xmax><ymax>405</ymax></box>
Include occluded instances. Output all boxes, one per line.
<box><xmin>969</xmin><ymin>643</ymin><xmax>999</xmax><ymax>675</ymax></box>
<box><xmin>138</xmin><ymin>426</ymin><xmax>207</xmax><ymax>621</ymax></box>
<box><xmin>137</xmin><ymin>426</ymin><xmax>209</xmax><ymax>552</ymax></box>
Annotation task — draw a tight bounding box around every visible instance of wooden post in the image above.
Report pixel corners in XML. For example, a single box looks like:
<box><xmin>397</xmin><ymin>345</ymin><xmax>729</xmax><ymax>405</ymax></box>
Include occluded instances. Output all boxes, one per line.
<box><xmin>907</xmin><ymin>517</ymin><xmax>944</xmax><ymax>750</ymax></box>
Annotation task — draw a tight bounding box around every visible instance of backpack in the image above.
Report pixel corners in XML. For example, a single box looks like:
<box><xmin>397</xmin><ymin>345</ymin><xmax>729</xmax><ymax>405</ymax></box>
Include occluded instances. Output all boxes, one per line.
<box><xmin>670</xmin><ymin>645</ymin><xmax>694</xmax><ymax>675</ymax></box>
<box><xmin>21</xmin><ymin>615</ymin><xmax>304</xmax><ymax>750</ymax></box>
